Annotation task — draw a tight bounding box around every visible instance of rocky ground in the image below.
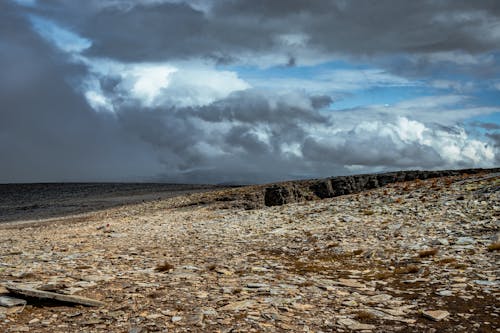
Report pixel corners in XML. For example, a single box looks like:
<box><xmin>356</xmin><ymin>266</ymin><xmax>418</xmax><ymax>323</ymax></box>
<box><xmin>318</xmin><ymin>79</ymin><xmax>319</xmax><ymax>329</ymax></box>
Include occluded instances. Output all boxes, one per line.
<box><xmin>0</xmin><ymin>171</ymin><xmax>499</xmax><ymax>332</ymax></box>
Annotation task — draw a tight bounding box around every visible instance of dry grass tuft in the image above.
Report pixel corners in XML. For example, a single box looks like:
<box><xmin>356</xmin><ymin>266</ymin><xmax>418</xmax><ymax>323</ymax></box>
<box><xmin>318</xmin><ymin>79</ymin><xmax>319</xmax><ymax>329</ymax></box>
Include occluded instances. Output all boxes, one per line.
<box><xmin>356</xmin><ymin>310</ymin><xmax>376</xmax><ymax>321</ymax></box>
<box><xmin>450</xmin><ymin>262</ymin><xmax>468</xmax><ymax>270</ymax></box>
<box><xmin>373</xmin><ymin>271</ymin><xmax>393</xmax><ymax>280</ymax></box>
<box><xmin>352</xmin><ymin>249</ymin><xmax>364</xmax><ymax>255</ymax></box>
<box><xmin>438</xmin><ymin>257</ymin><xmax>457</xmax><ymax>265</ymax></box>
<box><xmin>298</xmin><ymin>280</ymin><xmax>315</xmax><ymax>287</ymax></box>
<box><xmin>395</xmin><ymin>264</ymin><xmax>419</xmax><ymax>274</ymax></box>
<box><xmin>487</xmin><ymin>242</ymin><xmax>500</xmax><ymax>252</ymax></box>
<box><xmin>289</xmin><ymin>260</ymin><xmax>330</xmax><ymax>275</ymax></box>
<box><xmin>206</xmin><ymin>263</ymin><xmax>217</xmax><ymax>271</ymax></box>
<box><xmin>418</xmin><ymin>248</ymin><xmax>439</xmax><ymax>258</ymax></box>
<box><xmin>155</xmin><ymin>261</ymin><xmax>175</xmax><ymax>272</ymax></box>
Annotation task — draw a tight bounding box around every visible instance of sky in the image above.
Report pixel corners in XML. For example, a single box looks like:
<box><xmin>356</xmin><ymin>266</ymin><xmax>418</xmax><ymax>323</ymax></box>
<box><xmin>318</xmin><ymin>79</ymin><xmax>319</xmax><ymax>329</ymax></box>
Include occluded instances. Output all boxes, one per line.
<box><xmin>1</xmin><ymin>0</ymin><xmax>499</xmax><ymax>184</ymax></box>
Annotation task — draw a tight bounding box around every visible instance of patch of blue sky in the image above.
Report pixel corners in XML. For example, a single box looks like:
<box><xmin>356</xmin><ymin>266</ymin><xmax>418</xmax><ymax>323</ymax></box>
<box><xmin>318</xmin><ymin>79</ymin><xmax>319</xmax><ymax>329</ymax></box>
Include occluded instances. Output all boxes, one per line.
<box><xmin>466</xmin><ymin>113</ymin><xmax>500</xmax><ymax>127</ymax></box>
<box><xmin>329</xmin><ymin>86</ymin><xmax>436</xmax><ymax>110</ymax></box>
<box><xmin>221</xmin><ymin>60</ymin><xmax>371</xmax><ymax>82</ymax></box>
<box><xmin>29</xmin><ymin>15</ymin><xmax>91</xmax><ymax>53</ymax></box>
<box><xmin>462</xmin><ymin>89</ymin><xmax>500</xmax><ymax>136</ymax></box>
<box><xmin>471</xmin><ymin>89</ymin><xmax>500</xmax><ymax>108</ymax></box>
<box><xmin>224</xmin><ymin>60</ymin><xmax>428</xmax><ymax>110</ymax></box>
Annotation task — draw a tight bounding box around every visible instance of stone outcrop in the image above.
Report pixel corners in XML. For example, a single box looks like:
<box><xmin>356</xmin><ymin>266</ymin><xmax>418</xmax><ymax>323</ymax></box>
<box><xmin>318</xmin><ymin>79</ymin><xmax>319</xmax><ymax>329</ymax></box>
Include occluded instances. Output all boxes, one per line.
<box><xmin>264</xmin><ymin>168</ymin><xmax>499</xmax><ymax>206</ymax></box>
<box><xmin>264</xmin><ymin>184</ymin><xmax>306</xmax><ymax>206</ymax></box>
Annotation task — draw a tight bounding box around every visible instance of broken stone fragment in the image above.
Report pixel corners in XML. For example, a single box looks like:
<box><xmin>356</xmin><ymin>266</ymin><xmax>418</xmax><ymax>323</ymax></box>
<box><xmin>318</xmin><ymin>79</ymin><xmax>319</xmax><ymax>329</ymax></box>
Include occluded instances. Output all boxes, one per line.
<box><xmin>0</xmin><ymin>296</ymin><xmax>27</xmax><ymax>307</ymax></box>
<box><xmin>455</xmin><ymin>237</ymin><xmax>475</xmax><ymax>245</ymax></box>
<box><xmin>219</xmin><ymin>300</ymin><xmax>256</xmax><ymax>311</ymax></box>
<box><xmin>422</xmin><ymin>310</ymin><xmax>450</xmax><ymax>321</ymax></box>
<box><xmin>5</xmin><ymin>283</ymin><xmax>105</xmax><ymax>307</ymax></box>
<box><xmin>337</xmin><ymin>279</ymin><xmax>366</xmax><ymax>289</ymax></box>
<box><xmin>337</xmin><ymin>318</ymin><xmax>376</xmax><ymax>330</ymax></box>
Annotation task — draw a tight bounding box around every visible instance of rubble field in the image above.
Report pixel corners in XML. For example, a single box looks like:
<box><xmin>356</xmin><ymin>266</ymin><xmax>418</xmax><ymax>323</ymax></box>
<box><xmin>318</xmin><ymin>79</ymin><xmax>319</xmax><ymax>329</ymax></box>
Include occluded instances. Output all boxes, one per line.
<box><xmin>0</xmin><ymin>171</ymin><xmax>499</xmax><ymax>332</ymax></box>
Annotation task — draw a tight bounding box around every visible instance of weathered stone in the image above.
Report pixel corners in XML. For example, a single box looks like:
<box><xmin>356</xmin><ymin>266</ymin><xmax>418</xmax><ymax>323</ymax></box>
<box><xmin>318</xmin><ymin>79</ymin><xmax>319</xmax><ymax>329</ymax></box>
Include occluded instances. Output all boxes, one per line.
<box><xmin>338</xmin><ymin>318</ymin><xmax>376</xmax><ymax>330</ymax></box>
<box><xmin>422</xmin><ymin>310</ymin><xmax>450</xmax><ymax>321</ymax></box>
<box><xmin>246</xmin><ymin>283</ymin><xmax>269</xmax><ymax>289</ymax></box>
<box><xmin>171</xmin><ymin>316</ymin><xmax>183</xmax><ymax>323</ymax></box>
<box><xmin>455</xmin><ymin>237</ymin><xmax>475</xmax><ymax>245</ymax></box>
<box><xmin>219</xmin><ymin>300</ymin><xmax>256</xmax><ymax>311</ymax></box>
<box><xmin>5</xmin><ymin>283</ymin><xmax>105</xmax><ymax>307</ymax></box>
<box><xmin>309</xmin><ymin>180</ymin><xmax>334</xmax><ymax>199</ymax></box>
<box><xmin>0</xmin><ymin>296</ymin><xmax>27</xmax><ymax>307</ymax></box>
<box><xmin>337</xmin><ymin>279</ymin><xmax>366</xmax><ymax>289</ymax></box>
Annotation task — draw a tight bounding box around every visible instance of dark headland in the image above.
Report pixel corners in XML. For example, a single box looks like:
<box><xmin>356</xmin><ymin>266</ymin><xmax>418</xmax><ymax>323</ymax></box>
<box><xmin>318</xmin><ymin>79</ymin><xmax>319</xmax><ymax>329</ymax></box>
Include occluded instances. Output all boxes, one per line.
<box><xmin>1</xmin><ymin>167</ymin><xmax>498</xmax><ymax>223</ymax></box>
<box><xmin>0</xmin><ymin>183</ymin><xmax>228</xmax><ymax>223</ymax></box>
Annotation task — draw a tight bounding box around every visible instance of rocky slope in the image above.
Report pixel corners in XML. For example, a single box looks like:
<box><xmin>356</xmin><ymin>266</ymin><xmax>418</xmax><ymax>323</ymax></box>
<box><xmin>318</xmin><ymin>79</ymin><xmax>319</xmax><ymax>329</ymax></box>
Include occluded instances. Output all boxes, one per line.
<box><xmin>0</xmin><ymin>169</ymin><xmax>498</xmax><ymax>332</ymax></box>
<box><xmin>174</xmin><ymin>168</ymin><xmax>500</xmax><ymax>209</ymax></box>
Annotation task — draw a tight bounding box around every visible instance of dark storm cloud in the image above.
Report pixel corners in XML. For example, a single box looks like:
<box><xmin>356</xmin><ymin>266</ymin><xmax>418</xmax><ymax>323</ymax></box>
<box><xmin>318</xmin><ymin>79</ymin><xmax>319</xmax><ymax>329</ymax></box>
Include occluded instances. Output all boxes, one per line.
<box><xmin>310</xmin><ymin>95</ymin><xmax>333</xmax><ymax>110</ymax></box>
<box><xmin>488</xmin><ymin>133</ymin><xmax>500</xmax><ymax>146</ymax></box>
<box><xmin>0</xmin><ymin>1</ymin><xmax>162</xmax><ymax>182</ymax></box>
<box><xmin>31</xmin><ymin>0</ymin><xmax>500</xmax><ymax>63</ymax></box>
<box><xmin>193</xmin><ymin>90</ymin><xmax>327</xmax><ymax>125</ymax></box>
<box><xmin>472</xmin><ymin>122</ymin><xmax>500</xmax><ymax>130</ymax></box>
<box><xmin>1</xmin><ymin>0</ymin><xmax>497</xmax><ymax>183</ymax></box>
<box><xmin>486</xmin><ymin>132</ymin><xmax>500</xmax><ymax>163</ymax></box>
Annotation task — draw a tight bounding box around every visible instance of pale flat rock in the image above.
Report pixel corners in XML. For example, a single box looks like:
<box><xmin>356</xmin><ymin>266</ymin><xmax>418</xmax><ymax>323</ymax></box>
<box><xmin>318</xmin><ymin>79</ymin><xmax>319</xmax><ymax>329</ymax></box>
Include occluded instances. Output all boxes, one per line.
<box><xmin>145</xmin><ymin>314</ymin><xmax>163</xmax><ymax>320</ymax></box>
<box><xmin>378</xmin><ymin>307</ymin><xmax>407</xmax><ymax>317</ymax></box>
<box><xmin>246</xmin><ymin>283</ymin><xmax>269</xmax><ymax>289</ymax></box>
<box><xmin>338</xmin><ymin>318</ymin><xmax>375</xmax><ymax>330</ymax></box>
<box><xmin>0</xmin><ymin>305</ymin><xmax>25</xmax><ymax>314</ymax></box>
<box><xmin>251</xmin><ymin>266</ymin><xmax>270</xmax><ymax>272</ymax></box>
<box><xmin>292</xmin><ymin>303</ymin><xmax>315</xmax><ymax>310</ymax></box>
<box><xmin>350</xmin><ymin>322</ymin><xmax>376</xmax><ymax>330</ymax></box>
<box><xmin>473</xmin><ymin>280</ymin><xmax>497</xmax><ymax>286</ymax></box>
<box><xmin>341</xmin><ymin>300</ymin><xmax>358</xmax><ymax>307</ymax></box>
<box><xmin>77</xmin><ymin>274</ymin><xmax>114</xmax><ymax>282</ymax></box>
<box><xmin>369</xmin><ymin>294</ymin><xmax>392</xmax><ymax>303</ymax></box>
<box><xmin>437</xmin><ymin>290</ymin><xmax>453</xmax><ymax>296</ymax></box>
<box><xmin>337</xmin><ymin>279</ymin><xmax>366</xmax><ymax>289</ymax></box>
<box><xmin>219</xmin><ymin>300</ymin><xmax>256</xmax><ymax>311</ymax></box>
<box><xmin>455</xmin><ymin>237</ymin><xmax>475</xmax><ymax>245</ymax></box>
<box><xmin>171</xmin><ymin>316</ymin><xmax>183</xmax><ymax>323</ymax></box>
<box><xmin>5</xmin><ymin>283</ymin><xmax>105</xmax><ymax>307</ymax></box>
<box><xmin>422</xmin><ymin>310</ymin><xmax>450</xmax><ymax>321</ymax></box>
<box><xmin>367</xmin><ymin>308</ymin><xmax>415</xmax><ymax>323</ymax></box>
<box><xmin>0</xmin><ymin>296</ymin><xmax>27</xmax><ymax>307</ymax></box>
<box><xmin>214</xmin><ymin>268</ymin><xmax>233</xmax><ymax>276</ymax></box>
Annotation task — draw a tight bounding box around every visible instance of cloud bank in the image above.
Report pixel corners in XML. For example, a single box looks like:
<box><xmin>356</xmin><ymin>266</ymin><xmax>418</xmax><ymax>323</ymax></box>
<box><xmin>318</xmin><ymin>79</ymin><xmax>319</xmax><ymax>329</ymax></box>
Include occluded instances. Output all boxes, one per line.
<box><xmin>1</xmin><ymin>0</ymin><xmax>499</xmax><ymax>183</ymax></box>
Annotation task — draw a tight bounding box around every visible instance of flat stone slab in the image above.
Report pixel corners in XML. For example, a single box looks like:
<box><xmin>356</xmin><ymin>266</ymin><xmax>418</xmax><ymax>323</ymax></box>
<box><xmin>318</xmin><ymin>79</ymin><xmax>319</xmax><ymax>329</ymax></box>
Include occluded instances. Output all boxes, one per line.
<box><xmin>4</xmin><ymin>283</ymin><xmax>105</xmax><ymax>307</ymax></box>
<box><xmin>0</xmin><ymin>296</ymin><xmax>27</xmax><ymax>307</ymax></box>
<box><xmin>422</xmin><ymin>310</ymin><xmax>450</xmax><ymax>321</ymax></box>
<box><xmin>337</xmin><ymin>279</ymin><xmax>366</xmax><ymax>289</ymax></box>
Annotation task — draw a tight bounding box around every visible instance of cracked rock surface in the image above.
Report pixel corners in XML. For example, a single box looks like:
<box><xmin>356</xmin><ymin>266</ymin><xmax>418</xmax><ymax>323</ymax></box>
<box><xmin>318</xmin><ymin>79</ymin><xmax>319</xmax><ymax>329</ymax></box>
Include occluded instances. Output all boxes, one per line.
<box><xmin>0</xmin><ymin>171</ymin><xmax>499</xmax><ymax>332</ymax></box>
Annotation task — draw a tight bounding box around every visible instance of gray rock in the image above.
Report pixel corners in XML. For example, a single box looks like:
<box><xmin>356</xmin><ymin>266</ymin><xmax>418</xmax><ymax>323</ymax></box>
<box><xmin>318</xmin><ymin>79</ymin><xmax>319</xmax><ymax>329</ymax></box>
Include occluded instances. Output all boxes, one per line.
<box><xmin>437</xmin><ymin>290</ymin><xmax>453</xmax><ymax>296</ymax></box>
<box><xmin>455</xmin><ymin>237</ymin><xmax>475</xmax><ymax>245</ymax></box>
<box><xmin>422</xmin><ymin>310</ymin><xmax>450</xmax><ymax>321</ymax></box>
<box><xmin>0</xmin><ymin>296</ymin><xmax>27</xmax><ymax>307</ymax></box>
